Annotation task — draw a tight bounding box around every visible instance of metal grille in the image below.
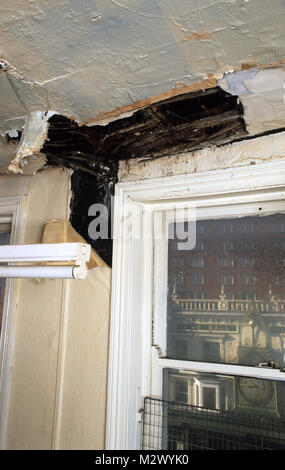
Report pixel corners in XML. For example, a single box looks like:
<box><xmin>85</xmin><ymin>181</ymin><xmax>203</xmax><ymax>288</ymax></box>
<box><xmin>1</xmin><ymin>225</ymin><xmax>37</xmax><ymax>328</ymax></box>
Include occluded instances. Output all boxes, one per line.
<box><xmin>141</xmin><ymin>397</ymin><xmax>285</xmax><ymax>450</ymax></box>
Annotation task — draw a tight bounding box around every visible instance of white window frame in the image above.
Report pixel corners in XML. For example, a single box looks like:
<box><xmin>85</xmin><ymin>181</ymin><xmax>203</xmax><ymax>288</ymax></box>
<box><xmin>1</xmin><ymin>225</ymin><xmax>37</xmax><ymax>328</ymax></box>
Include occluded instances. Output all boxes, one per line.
<box><xmin>106</xmin><ymin>161</ymin><xmax>285</xmax><ymax>450</ymax></box>
<box><xmin>0</xmin><ymin>196</ymin><xmax>25</xmax><ymax>449</ymax></box>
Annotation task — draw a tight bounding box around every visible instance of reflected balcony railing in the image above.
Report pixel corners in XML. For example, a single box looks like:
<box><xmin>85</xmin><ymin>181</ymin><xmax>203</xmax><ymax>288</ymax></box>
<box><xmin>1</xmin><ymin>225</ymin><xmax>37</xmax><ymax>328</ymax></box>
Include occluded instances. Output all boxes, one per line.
<box><xmin>172</xmin><ymin>298</ymin><xmax>285</xmax><ymax>313</ymax></box>
<box><xmin>171</xmin><ymin>285</ymin><xmax>285</xmax><ymax>314</ymax></box>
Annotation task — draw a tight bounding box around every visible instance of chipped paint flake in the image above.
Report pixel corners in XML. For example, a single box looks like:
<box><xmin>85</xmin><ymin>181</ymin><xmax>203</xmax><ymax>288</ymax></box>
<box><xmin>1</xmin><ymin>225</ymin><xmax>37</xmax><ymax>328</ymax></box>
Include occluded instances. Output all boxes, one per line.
<box><xmin>8</xmin><ymin>111</ymin><xmax>54</xmax><ymax>173</ymax></box>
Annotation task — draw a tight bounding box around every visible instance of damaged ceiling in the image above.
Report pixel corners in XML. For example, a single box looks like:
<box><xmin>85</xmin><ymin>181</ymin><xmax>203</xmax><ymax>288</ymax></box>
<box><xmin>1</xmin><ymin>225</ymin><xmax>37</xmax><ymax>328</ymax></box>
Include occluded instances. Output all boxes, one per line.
<box><xmin>42</xmin><ymin>87</ymin><xmax>245</xmax><ymax>176</ymax></box>
<box><xmin>0</xmin><ymin>0</ymin><xmax>285</xmax><ymax>171</ymax></box>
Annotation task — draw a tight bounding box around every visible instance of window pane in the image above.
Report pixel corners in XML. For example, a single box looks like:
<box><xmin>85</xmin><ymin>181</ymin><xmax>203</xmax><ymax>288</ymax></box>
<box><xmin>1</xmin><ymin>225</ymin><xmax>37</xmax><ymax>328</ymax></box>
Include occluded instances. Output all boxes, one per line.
<box><xmin>163</xmin><ymin>369</ymin><xmax>285</xmax><ymax>418</ymax></box>
<box><xmin>0</xmin><ymin>227</ymin><xmax>11</xmax><ymax>338</ymax></box>
<box><xmin>143</xmin><ymin>369</ymin><xmax>285</xmax><ymax>450</ymax></box>
<box><xmin>167</xmin><ymin>214</ymin><xmax>285</xmax><ymax>368</ymax></box>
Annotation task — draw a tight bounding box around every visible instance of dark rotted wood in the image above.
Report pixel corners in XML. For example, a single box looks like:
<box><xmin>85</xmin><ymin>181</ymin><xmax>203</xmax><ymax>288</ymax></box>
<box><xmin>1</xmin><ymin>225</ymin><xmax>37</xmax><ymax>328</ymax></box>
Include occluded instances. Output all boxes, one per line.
<box><xmin>43</xmin><ymin>87</ymin><xmax>246</xmax><ymax>170</ymax></box>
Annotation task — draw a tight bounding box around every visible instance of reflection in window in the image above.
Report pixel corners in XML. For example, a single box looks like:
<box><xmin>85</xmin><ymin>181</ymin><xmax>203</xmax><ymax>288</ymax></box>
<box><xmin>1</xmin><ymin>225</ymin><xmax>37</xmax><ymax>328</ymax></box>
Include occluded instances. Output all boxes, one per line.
<box><xmin>241</xmin><ymin>274</ymin><xmax>256</xmax><ymax>285</ymax></box>
<box><xmin>219</xmin><ymin>240</ymin><xmax>233</xmax><ymax>251</ymax></box>
<box><xmin>270</xmin><ymin>223</ymin><xmax>285</xmax><ymax>232</ymax></box>
<box><xmin>239</xmin><ymin>222</ymin><xmax>255</xmax><ymax>233</ymax></box>
<box><xmin>175</xmin><ymin>340</ymin><xmax>187</xmax><ymax>358</ymax></box>
<box><xmin>202</xmin><ymin>387</ymin><xmax>217</xmax><ymax>410</ymax></box>
<box><xmin>240</xmin><ymin>239</ymin><xmax>255</xmax><ymax>250</ymax></box>
<box><xmin>220</xmin><ymin>223</ymin><xmax>233</xmax><ymax>234</ymax></box>
<box><xmin>167</xmin><ymin>214</ymin><xmax>285</xmax><ymax>368</ymax></box>
<box><xmin>174</xmin><ymin>380</ymin><xmax>188</xmax><ymax>403</ymax></box>
<box><xmin>189</xmin><ymin>291</ymin><xmax>205</xmax><ymax>299</ymax></box>
<box><xmin>171</xmin><ymin>256</ymin><xmax>184</xmax><ymax>268</ymax></box>
<box><xmin>171</xmin><ymin>272</ymin><xmax>184</xmax><ymax>287</ymax></box>
<box><xmin>219</xmin><ymin>273</ymin><xmax>234</xmax><ymax>285</ymax></box>
<box><xmin>219</xmin><ymin>257</ymin><xmax>234</xmax><ymax>267</ymax></box>
<box><xmin>240</xmin><ymin>256</ymin><xmax>254</xmax><ymax>267</ymax></box>
<box><xmin>203</xmin><ymin>341</ymin><xmax>220</xmax><ymax>362</ymax></box>
<box><xmin>193</xmin><ymin>240</ymin><xmax>204</xmax><ymax>251</ymax></box>
<box><xmin>190</xmin><ymin>256</ymin><xmax>204</xmax><ymax>267</ymax></box>
<box><xmin>274</xmin><ymin>275</ymin><xmax>285</xmax><ymax>286</ymax></box>
<box><xmin>190</xmin><ymin>273</ymin><xmax>204</xmax><ymax>285</ymax></box>
<box><xmin>241</xmin><ymin>291</ymin><xmax>255</xmax><ymax>300</ymax></box>
<box><xmin>163</xmin><ymin>369</ymin><xmax>285</xmax><ymax>422</ymax></box>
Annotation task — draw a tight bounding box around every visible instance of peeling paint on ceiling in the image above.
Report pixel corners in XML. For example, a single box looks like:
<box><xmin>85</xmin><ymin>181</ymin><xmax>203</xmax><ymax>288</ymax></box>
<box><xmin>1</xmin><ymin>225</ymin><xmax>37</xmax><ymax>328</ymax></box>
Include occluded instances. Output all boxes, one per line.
<box><xmin>218</xmin><ymin>68</ymin><xmax>285</xmax><ymax>135</ymax></box>
<box><xmin>0</xmin><ymin>0</ymin><xmax>285</xmax><ymax>169</ymax></box>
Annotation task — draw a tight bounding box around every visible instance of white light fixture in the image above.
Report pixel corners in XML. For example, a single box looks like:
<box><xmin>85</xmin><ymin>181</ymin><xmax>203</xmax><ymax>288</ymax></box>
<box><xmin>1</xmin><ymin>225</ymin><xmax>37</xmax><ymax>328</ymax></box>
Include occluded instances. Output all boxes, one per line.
<box><xmin>0</xmin><ymin>243</ymin><xmax>91</xmax><ymax>279</ymax></box>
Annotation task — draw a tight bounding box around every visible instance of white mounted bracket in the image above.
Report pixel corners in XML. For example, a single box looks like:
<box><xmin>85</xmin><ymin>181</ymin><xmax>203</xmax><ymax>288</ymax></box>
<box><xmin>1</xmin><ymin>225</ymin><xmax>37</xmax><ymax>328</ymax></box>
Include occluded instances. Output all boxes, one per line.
<box><xmin>0</xmin><ymin>243</ymin><xmax>91</xmax><ymax>279</ymax></box>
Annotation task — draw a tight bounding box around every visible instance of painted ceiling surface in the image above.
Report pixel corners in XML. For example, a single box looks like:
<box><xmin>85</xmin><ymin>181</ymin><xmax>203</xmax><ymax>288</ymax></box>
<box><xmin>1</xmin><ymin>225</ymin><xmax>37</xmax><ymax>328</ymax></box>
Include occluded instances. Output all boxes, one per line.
<box><xmin>0</xmin><ymin>0</ymin><xmax>285</xmax><ymax>167</ymax></box>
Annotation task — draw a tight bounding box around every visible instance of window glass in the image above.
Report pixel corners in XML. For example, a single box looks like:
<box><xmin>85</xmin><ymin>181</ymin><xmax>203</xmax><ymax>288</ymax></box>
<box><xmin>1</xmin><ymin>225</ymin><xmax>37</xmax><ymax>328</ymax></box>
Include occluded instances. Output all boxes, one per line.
<box><xmin>167</xmin><ymin>214</ymin><xmax>285</xmax><ymax>368</ymax></box>
<box><xmin>163</xmin><ymin>369</ymin><xmax>285</xmax><ymax>418</ymax></box>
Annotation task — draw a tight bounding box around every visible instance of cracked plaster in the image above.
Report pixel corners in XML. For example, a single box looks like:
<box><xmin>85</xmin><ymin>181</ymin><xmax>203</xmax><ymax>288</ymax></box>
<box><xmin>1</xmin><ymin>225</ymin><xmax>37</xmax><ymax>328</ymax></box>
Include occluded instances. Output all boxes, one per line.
<box><xmin>0</xmin><ymin>0</ymin><xmax>285</xmax><ymax>169</ymax></box>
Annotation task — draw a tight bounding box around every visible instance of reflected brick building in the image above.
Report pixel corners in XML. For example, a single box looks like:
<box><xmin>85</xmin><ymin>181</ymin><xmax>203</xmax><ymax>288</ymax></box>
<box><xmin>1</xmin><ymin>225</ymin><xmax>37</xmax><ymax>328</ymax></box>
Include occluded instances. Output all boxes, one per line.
<box><xmin>167</xmin><ymin>214</ymin><xmax>285</xmax><ymax>371</ymax></box>
<box><xmin>169</xmin><ymin>214</ymin><xmax>285</xmax><ymax>302</ymax></box>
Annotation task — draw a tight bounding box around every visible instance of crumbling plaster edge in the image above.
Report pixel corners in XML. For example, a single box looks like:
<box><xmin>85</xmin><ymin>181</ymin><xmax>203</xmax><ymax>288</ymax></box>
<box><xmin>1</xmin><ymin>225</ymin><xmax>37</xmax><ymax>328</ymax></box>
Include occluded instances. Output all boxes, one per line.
<box><xmin>4</xmin><ymin>61</ymin><xmax>285</xmax><ymax>175</ymax></box>
<box><xmin>78</xmin><ymin>60</ymin><xmax>285</xmax><ymax>128</ymax></box>
<box><xmin>118</xmin><ymin>130</ymin><xmax>285</xmax><ymax>182</ymax></box>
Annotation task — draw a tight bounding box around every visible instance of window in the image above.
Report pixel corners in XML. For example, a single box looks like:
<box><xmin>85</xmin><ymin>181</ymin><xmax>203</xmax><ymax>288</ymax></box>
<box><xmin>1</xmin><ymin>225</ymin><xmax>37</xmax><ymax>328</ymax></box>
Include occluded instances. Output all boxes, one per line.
<box><xmin>219</xmin><ymin>240</ymin><xmax>233</xmax><ymax>251</ymax></box>
<box><xmin>219</xmin><ymin>273</ymin><xmax>234</xmax><ymax>285</ymax></box>
<box><xmin>171</xmin><ymin>272</ymin><xmax>184</xmax><ymax>287</ymax></box>
<box><xmin>0</xmin><ymin>219</ymin><xmax>11</xmax><ymax>340</ymax></box>
<box><xmin>189</xmin><ymin>273</ymin><xmax>204</xmax><ymax>285</ymax></box>
<box><xmin>171</xmin><ymin>256</ymin><xmax>184</xmax><ymax>268</ymax></box>
<box><xmin>241</xmin><ymin>274</ymin><xmax>256</xmax><ymax>285</ymax></box>
<box><xmin>240</xmin><ymin>256</ymin><xmax>254</xmax><ymax>267</ymax></box>
<box><xmin>189</xmin><ymin>255</ymin><xmax>204</xmax><ymax>267</ymax></box>
<box><xmin>219</xmin><ymin>256</ymin><xmax>234</xmax><ymax>267</ymax></box>
<box><xmin>107</xmin><ymin>161</ymin><xmax>285</xmax><ymax>450</ymax></box>
<box><xmin>239</xmin><ymin>222</ymin><xmax>255</xmax><ymax>233</ymax></box>
<box><xmin>220</xmin><ymin>223</ymin><xmax>233</xmax><ymax>233</ymax></box>
<box><xmin>0</xmin><ymin>197</ymin><xmax>24</xmax><ymax>449</ymax></box>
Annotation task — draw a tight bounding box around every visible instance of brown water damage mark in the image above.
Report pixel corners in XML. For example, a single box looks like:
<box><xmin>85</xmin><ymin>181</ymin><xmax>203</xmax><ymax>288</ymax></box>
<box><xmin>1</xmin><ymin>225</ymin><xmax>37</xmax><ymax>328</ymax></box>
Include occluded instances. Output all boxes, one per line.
<box><xmin>182</xmin><ymin>31</ymin><xmax>212</xmax><ymax>41</ymax></box>
<box><xmin>171</xmin><ymin>18</ymin><xmax>212</xmax><ymax>41</ymax></box>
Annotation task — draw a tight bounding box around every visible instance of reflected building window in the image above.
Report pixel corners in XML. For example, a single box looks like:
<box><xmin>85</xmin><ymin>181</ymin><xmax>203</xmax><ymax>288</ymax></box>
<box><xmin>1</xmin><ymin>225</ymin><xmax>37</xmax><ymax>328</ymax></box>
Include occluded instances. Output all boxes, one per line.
<box><xmin>167</xmin><ymin>214</ymin><xmax>285</xmax><ymax>374</ymax></box>
<box><xmin>240</xmin><ymin>256</ymin><xmax>255</xmax><ymax>267</ymax></box>
<box><xmin>241</xmin><ymin>274</ymin><xmax>256</xmax><ymax>285</ymax></box>
<box><xmin>190</xmin><ymin>256</ymin><xmax>204</xmax><ymax>267</ymax></box>
<box><xmin>219</xmin><ymin>240</ymin><xmax>234</xmax><ymax>251</ymax></box>
<box><xmin>270</xmin><ymin>223</ymin><xmax>285</xmax><ymax>232</ymax></box>
<box><xmin>203</xmin><ymin>341</ymin><xmax>220</xmax><ymax>362</ymax></box>
<box><xmin>219</xmin><ymin>273</ymin><xmax>234</xmax><ymax>285</ymax></box>
<box><xmin>190</xmin><ymin>273</ymin><xmax>204</xmax><ymax>285</ymax></box>
<box><xmin>239</xmin><ymin>222</ymin><xmax>255</xmax><ymax>233</ymax></box>
<box><xmin>219</xmin><ymin>256</ymin><xmax>234</xmax><ymax>267</ymax></box>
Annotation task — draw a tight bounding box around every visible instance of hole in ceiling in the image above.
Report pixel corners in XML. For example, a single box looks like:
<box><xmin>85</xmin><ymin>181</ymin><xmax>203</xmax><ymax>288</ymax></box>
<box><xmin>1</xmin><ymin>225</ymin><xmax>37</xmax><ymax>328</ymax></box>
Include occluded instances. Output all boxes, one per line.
<box><xmin>42</xmin><ymin>86</ymin><xmax>246</xmax><ymax>266</ymax></box>
<box><xmin>43</xmin><ymin>86</ymin><xmax>246</xmax><ymax>172</ymax></box>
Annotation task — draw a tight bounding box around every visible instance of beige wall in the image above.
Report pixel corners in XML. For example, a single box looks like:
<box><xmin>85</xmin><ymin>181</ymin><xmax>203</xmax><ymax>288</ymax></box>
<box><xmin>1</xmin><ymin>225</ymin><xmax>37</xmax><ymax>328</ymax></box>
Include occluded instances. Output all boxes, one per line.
<box><xmin>0</xmin><ymin>167</ymin><xmax>111</xmax><ymax>449</ymax></box>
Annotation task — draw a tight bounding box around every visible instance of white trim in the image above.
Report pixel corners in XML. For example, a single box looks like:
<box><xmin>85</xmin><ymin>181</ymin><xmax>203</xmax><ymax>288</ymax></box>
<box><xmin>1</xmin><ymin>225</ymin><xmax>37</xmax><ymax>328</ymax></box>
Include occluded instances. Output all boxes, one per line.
<box><xmin>0</xmin><ymin>196</ymin><xmax>25</xmax><ymax>450</ymax></box>
<box><xmin>0</xmin><ymin>242</ymin><xmax>90</xmax><ymax>263</ymax></box>
<box><xmin>119</xmin><ymin>160</ymin><xmax>285</xmax><ymax>202</ymax></box>
<box><xmin>106</xmin><ymin>161</ymin><xmax>285</xmax><ymax>450</ymax></box>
